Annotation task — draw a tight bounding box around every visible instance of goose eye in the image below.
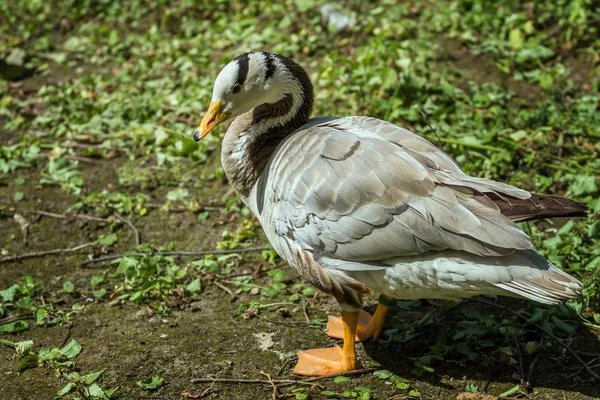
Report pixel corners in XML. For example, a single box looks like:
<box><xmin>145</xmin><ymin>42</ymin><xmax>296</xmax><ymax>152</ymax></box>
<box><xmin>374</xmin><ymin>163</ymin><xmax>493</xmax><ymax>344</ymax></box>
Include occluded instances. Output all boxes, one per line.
<box><xmin>232</xmin><ymin>84</ymin><xmax>241</xmax><ymax>94</ymax></box>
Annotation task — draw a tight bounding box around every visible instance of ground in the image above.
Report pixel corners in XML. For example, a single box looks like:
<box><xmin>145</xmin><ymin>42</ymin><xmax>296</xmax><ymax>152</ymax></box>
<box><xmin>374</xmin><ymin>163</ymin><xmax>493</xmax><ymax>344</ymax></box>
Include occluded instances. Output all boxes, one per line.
<box><xmin>1</xmin><ymin>1</ymin><xmax>599</xmax><ymax>399</ymax></box>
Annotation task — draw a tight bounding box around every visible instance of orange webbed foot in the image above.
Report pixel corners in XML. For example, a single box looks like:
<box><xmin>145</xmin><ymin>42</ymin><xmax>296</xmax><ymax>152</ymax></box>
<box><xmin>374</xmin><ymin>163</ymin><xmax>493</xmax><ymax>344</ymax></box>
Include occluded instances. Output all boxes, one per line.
<box><xmin>326</xmin><ymin>309</ymin><xmax>374</xmax><ymax>341</ymax></box>
<box><xmin>293</xmin><ymin>346</ymin><xmax>362</xmax><ymax>376</ymax></box>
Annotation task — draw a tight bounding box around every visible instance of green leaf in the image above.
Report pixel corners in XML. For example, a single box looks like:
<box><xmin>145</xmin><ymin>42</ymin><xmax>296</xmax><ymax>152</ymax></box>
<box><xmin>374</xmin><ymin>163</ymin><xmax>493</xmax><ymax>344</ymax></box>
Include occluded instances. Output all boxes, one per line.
<box><xmin>60</xmin><ymin>339</ymin><xmax>82</xmax><ymax>358</ymax></box>
<box><xmin>137</xmin><ymin>375</ymin><xmax>164</xmax><ymax>390</ymax></box>
<box><xmin>36</xmin><ymin>308</ymin><xmax>49</xmax><ymax>325</ymax></box>
<box><xmin>550</xmin><ymin>316</ymin><xmax>577</xmax><ymax>334</ymax></box>
<box><xmin>55</xmin><ymin>382</ymin><xmax>74</xmax><ymax>399</ymax></box>
<box><xmin>267</xmin><ymin>268</ymin><xmax>286</xmax><ymax>282</ymax></box>
<box><xmin>509</xmin><ymin>29</ymin><xmax>523</xmax><ymax>49</ymax></box>
<box><xmin>0</xmin><ymin>284</ymin><xmax>19</xmax><ymax>302</ymax></box>
<box><xmin>82</xmin><ymin>369</ymin><xmax>105</xmax><ymax>384</ymax></box>
<box><xmin>0</xmin><ymin>320</ymin><xmax>30</xmax><ymax>333</ymax></box>
<box><xmin>373</xmin><ymin>369</ymin><xmax>394</xmax><ymax>380</ymax></box>
<box><xmin>86</xmin><ymin>383</ymin><xmax>110</xmax><ymax>399</ymax></box>
<box><xmin>17</xmin><ymin>352</ymin><xmax>39</xmax><ymax>372</ymax></box>
<box><xmin>333</xmin><ymin>375</ymin><xmax>349</xmax><ymax>384</ymax></box>
<box><xmin>97</xmin><ymin>233</ymin><xmax>118</xmax><ymax>247</ymax></box>
<box><xmin>294</xmin><ymin>0</ymin><xmax>316</xmax><ymax>12</ymax></box>
<box><xmin>185</xmin><ymin>278</ymin><xmax>201</xmax><ymax>293</ymax></box>
<box><xmin>104</xmin><ymin>386</ymin><xmax>119</xmax><ymax>398</ymax></box>
<box><xmin>15</xmin><ymin>340</ymin><xmax>33</xmax><ymax>354</ymax></box>
<box><xmin>13</xmin><ymin>191</ymin><xmax>24</xmax><ymax>202</ymax></box>
<box><xmin>63</xmin><ymin>281</ymin><xmax>75</xmax><ymax>293</ymax></box>
<box><xmin>93</xmin><ymin>288</ymin><xmax>107</xmax><ymax>298</ymax></box>
<box><xmin>90</xmin><ymin>275</ymin><xmax>105</xmax><ymax>286</ymax></box>
<box><xmin>409</xmin><ymin>389</ymin><xmax>421</xmax><ymax>397</ymax></box>
<box><xmin>166</xmin><ymin>188</ymin><xmax>189</xmax><ymax>201</ymax></box>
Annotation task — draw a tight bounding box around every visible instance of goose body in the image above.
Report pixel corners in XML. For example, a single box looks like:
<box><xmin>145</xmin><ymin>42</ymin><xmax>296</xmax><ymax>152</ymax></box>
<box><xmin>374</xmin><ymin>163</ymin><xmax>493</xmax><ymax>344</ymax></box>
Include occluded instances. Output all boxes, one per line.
<box><xmin>193</xmin><ymin>52</ymin><xmax>586</xmax><ymax>376</ymax></box>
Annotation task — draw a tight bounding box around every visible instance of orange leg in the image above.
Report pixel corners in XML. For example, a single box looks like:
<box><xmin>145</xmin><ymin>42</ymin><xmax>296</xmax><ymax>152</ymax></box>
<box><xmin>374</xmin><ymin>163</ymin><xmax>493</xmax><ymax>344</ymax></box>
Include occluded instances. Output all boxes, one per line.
<box><xmin>326</xmin><ymin>295</ymin><xmax>391</xmax><ymax>342</ymax></box>
<box><xmin>293</xmin><ymin>310</ymin><xmax>362</xmax><ymax>376</ymax></box>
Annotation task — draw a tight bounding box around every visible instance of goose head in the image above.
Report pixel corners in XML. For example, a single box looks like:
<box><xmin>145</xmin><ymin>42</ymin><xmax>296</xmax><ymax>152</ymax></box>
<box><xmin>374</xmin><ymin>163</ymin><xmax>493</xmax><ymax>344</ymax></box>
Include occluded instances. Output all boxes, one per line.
<box><xmin>193</xmin><ymin>52</ymin><xmax>313</xmax><ymax>142</ymax></box>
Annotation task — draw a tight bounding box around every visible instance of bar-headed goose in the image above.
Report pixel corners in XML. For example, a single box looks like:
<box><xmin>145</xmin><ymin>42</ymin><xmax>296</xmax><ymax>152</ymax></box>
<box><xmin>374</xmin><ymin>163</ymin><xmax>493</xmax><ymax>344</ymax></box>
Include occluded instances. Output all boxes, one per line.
<box><xmin>193</xmin><ymin>52</ymin><xmax>586</xmax><ymax>376</ymax></box>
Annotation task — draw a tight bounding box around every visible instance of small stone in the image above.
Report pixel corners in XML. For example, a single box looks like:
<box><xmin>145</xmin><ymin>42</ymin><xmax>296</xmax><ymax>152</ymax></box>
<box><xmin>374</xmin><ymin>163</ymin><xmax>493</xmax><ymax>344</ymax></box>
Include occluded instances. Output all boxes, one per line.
<box><xmin>253</xmin><ymin>333</ymin><xmax>275</xmax><ymax>351</ymax></box>
<box><xmin>189</xmin><ymin>301</ymin><xmax>202</xmax><ymax>312</ymax></box>
<box><xmin>277</xmin><ymin>308</ymin><xmax>290</xmax><ymax>318</ymax></box>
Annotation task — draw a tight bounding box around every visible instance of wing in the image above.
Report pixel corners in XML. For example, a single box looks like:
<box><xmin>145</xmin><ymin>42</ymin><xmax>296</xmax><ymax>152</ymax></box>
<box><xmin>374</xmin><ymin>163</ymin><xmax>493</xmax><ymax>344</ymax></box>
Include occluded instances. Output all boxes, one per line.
<box><xmin>266</xmin><ymin>116</ymin><xmax>533</xmax><ymax>262</ymax></box>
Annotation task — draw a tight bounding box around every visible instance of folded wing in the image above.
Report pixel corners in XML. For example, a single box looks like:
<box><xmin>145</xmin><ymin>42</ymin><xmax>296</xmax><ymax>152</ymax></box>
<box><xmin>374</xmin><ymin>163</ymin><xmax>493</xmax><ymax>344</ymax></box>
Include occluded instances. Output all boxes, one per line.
<box><xmin>268</xmin><ymin>116</ymin><xmax>534</xmax><ymax>262</ymax></box>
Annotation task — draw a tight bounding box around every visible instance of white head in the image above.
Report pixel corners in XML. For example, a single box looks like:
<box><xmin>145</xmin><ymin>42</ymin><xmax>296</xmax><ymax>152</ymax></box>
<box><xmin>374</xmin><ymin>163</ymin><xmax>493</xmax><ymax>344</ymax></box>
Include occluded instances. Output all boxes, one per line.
<box><xmin>193</xmin><ymin>52</ymin><xmax>312</xmax><ymax>141</ymax></box>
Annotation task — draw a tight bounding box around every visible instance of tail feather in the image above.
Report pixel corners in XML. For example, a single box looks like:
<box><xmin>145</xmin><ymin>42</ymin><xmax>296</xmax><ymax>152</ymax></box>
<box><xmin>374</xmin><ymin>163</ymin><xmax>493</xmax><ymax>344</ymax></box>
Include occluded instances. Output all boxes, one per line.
<box><xmin>486</xmin><ymin>192</ymin><xmax>588</xmax><ymax>223</ymax></box>
<box><xmin>494</xmin><ymin>250</ymin><xmax>581</xmax><ymax>304</ymax></box>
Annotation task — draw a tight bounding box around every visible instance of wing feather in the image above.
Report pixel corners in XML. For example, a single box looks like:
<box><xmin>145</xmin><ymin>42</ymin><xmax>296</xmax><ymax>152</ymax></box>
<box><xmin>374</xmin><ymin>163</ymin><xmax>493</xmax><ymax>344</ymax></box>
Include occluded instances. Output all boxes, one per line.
<box><xmin>265</xmin><ymin>116</ymin><xmax>533</xmax><ymax>263</ymax></box>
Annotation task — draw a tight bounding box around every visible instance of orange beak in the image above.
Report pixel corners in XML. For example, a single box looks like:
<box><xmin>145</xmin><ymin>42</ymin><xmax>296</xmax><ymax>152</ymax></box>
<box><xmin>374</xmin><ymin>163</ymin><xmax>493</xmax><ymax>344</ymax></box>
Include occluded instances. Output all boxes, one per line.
<box><xmin>192</xmin><ymin>100</ymin><xmax>229</xmax><ymax>142</ymax></box>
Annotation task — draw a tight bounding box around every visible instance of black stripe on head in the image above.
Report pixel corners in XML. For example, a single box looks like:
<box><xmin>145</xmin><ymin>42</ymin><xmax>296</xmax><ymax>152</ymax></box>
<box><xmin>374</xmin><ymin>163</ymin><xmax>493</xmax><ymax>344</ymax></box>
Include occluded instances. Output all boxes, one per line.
<box><xmin>264</xmin><ymin>52</ymin><xmax>277</xmax><ymax>80</ymax></box>
<box><xmin>234</xmin><ymin>53</ymin><xmax>250</xmax><ymax>85</ymax></box>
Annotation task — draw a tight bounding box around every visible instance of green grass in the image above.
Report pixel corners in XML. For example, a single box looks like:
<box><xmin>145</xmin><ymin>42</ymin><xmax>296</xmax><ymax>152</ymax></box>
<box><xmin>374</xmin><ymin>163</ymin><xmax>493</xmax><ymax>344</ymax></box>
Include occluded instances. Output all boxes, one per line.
<box><xmin>1</xmin><ymin>1</ymin><xmax>599</xmax><ymax>399</ymax></box>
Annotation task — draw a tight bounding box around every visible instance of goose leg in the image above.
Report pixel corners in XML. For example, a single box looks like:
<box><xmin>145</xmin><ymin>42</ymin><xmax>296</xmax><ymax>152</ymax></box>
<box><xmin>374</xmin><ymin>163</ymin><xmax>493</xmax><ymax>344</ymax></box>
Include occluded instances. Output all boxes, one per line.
<box><xmin>294</xmin><ymin>310</ymin><xmax>362</xmax><ymax>376</ymax></box>
<box><xmin>326</xmin><ymin>295</ymin><xmax>392</xmax><ymax>341</ymax></box>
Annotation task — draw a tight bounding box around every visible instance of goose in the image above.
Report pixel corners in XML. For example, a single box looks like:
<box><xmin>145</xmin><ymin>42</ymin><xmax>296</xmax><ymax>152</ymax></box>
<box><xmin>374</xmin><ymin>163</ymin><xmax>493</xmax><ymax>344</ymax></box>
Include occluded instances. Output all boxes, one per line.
<box><xmin>192</xmin><ymin>52</ymin><xmax>587</xmax><ymax>376</ymax></box>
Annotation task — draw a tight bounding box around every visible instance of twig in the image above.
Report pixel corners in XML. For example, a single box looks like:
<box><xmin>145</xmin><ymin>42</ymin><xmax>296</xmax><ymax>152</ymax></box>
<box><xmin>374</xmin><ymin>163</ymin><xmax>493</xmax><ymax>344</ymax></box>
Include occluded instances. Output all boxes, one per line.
<box><xmin>60</xmin><ymin>141</ymin><xmax>127</xmax><ymax>153</ymax></box>
<box><xmin>259</xmin><ymin>371</ymin><xmax>278</xmax><ymax>400</ymax></box>
<box><xmin>181</xmin><ymin>380</ymin><xmax>216</xmax><ymax>398</ymax></box>
<box><xmin>527</xmin><ymin>351</ymin><xmax>542</xmax><ymax>385</ymax></box>
<box><xmin>514</xmin><ymin>337</ymin><xmax>525</xmax><ymax>385</ymax></box>
<box><xmin>38</xmin><ymin>153</ymin><xmax>100</xmax><ymax>164</ymax></box>
<box><xmin>419</xmin><ymin>110</ymin><xmax>444</xmax><ymax>150</ymax></box>
<box><xmin>295</xmin><ymin>367</ymin><xmax>378</xmax><ymax>382</ymax></box>
<box><xmin>114</xmin><ymin>213</ymin><xmax>140</xmax><ymax>245</ymax></box>
<box><xmin>472</xmin><ymin>298</ymin><xmax>600</xmax><ymax>380</ymax></box>
<box><xmin>0</xmin><ymin>313</ymin><xmax>34</xmax><ymax>324</ymax></box>
<box><xmin>59</xmin><ymin>323</ymin><xmax>74</xmax><ymax>348</ymax></box>
<box><xmin>0</xmin><ymin>243</ymin><xmax>96</xmax><ymax>264</ymax></box>
<box><xmin>31</xmin><ymin>210</ymin><xmax>109</xmax><ymax>223</ymax></box>
<box><xmin>258</xmin><ymin>315</ymin><xmax>325</xmax><ymax>327</ymax></box>
<box><xmin>146</xmin><ymin>203</ymin><xmax>223</xmax><ymax>212</ymax></box>
<box><xmin>300</xmin><ymin>297</ymin><xmax>311</xmax><ymax>323</ymax></box>
<box><xmin>190</xmin><ymin>378</ymin><xmax>321</xmax><ymax>388</ymax></box>
<box><xmin>214</xmin><ymin>281</ymin><xmax>236</xmax><ymax>300</ymax></box>
<box><xmin>80</xmin><ymin>247</ymin><xmax>269</xmax><ymax>266</ymax></box>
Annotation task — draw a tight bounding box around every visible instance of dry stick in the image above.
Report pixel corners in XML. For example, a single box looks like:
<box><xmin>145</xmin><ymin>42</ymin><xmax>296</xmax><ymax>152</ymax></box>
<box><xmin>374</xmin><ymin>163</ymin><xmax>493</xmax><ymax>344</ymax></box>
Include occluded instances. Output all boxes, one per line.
<box><xmin>527</xmin><ymin>351</ymin><xmax>542</xmax><ymax>385</ymax></box>
<box><xmin>300</xmin><ymin>297</ymin><xmax>311</xmax><ymax>323</ymax></box>
<box><xmin>59</xmin><ymin>322</ymin><xmax>74</xmax><ymax>348</ymax></box>
<box><xmin>514</xmin><ymin>337</ymin><xmax>525</xmax><ymax>385</ymax></box>
<box><xmin>259</xmin><ymin>371</ymin><xmax>278</xmax><ymax>400</ymax></box>
<box><xmin>181</xmin><ymin>380</ymin><xmax>216</xmax><ymax>399</ymax></box>
<box><xmin>32</xmin><ymin>210</ymin><xmax>110</xmax><ymax>223</ymax></box>
<box><xmin>419</xmin><ymin>110</ymin><xmax>444</xmax><ymax>150</ymax></box>
<box><xmin>0</xmin><ymin>243</ymin><xmax>96</xmax><ymax>264</ymax></box>
<box><xmin>288</xmin><ymin>367</ymin><xmax>377</xmax><ymax>383</ymax></box>
<box><xmin>214</xmin><ymin>281</ymin><xmax>236</xmax><ymax>300</ymax></box>
<box><xmin>258</xmin><ymin>315</ymin><xmax>325</xmax><ymax>327</ymax></box>
<box><xmin>192</xmin><ymin>368</ymin><xmax>377</xmax><ymax>387</ymax></box>
<box><xmin>114</xmin><ymin>213</ymin><xmax>140</xmax><ymax>246</ymax></box>
<box><xmin>80</xmin><ymin>247</ymin><xmax>270</xmax><ymax>266</ymax></box>
<box><xmin>146</xmin><ymin>203</ymin><xmax>223</xmax><ymax>213</ymax></box>
<box><xmin>0</xmin><ymin>313</ymin><xmax>34</xmax><ymax>324</ymax></box>
<box><xmin>190</xmin><ymin>378</ymin><xmax>320</xmax><ymax>388</ymax></box>
<box><xmin>38</xmin><ymin>153</ymin><xmax>100</xmax><ymax>164</ymax></box>
<box><xmin>472</xmin><ymin>298</ymin><xmax>600</xmax><ymax>380</ymax></box>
